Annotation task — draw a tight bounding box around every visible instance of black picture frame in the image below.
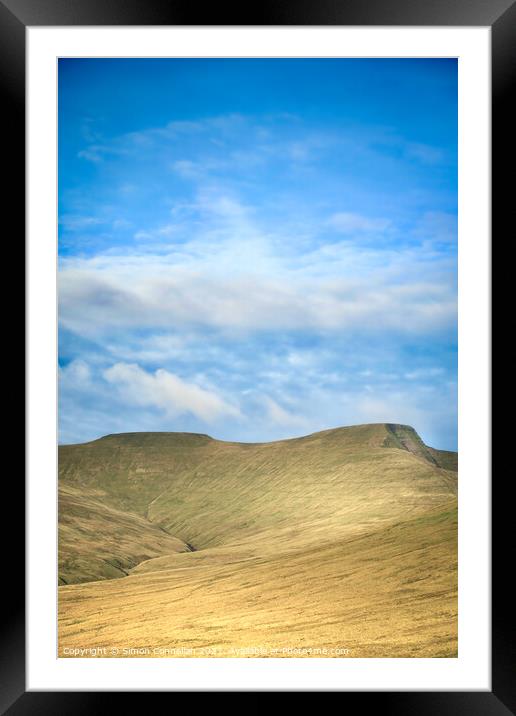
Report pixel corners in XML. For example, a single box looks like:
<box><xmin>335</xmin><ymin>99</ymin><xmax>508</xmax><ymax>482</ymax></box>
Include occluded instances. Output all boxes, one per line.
<box><xmin>4</xmin><ymin>0</ymin><xmax>509</xmax><ymax>710</ymax></box>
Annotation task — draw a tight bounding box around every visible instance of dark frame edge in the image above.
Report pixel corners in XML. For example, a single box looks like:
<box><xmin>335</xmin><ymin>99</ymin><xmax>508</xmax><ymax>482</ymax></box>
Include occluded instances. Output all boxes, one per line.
<box><xmin>4</xmin><ymin>0</ymin><xmax>512</xmax><ymax>710</ymax></box>
<box><xmin>0</xmin><ymin>1</ymin><xmax>26</xmax><ymax>715</ymax></box>
<box><xmin>0</xmin><ymin>0</ymin><xmax>515</xmax><ymax>26</ymax></box>
<box><xmin>2</xmin><ymin>692</ymin><xmax>516</xmax><ymax>715</ymax></box>
<box><xmin>491</xmin><ymin>2</ymin><xmax>516</xmax><ymax>715</ymax></box>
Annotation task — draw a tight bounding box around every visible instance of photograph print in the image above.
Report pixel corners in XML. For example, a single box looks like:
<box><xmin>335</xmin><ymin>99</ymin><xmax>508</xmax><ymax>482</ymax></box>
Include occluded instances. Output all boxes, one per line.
<box><xmin>58</xmin><ymin>58</ymin><xmax>458</xmax><ymax>659</ymax></box>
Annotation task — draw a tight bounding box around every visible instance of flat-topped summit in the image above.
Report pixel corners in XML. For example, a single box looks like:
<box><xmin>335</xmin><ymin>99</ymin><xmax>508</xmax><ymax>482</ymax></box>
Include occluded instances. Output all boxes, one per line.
<box><xmin>89</xmin><ymin>431</ymin><xmax>214</xmax><ymax>448</ymax></box>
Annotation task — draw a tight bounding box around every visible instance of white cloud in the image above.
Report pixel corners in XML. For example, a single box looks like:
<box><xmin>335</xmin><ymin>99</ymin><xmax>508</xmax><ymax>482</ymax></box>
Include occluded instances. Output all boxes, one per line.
<box><xmin>414</xmin><ymin>212</ymin><xmax>457</xmax><ymax>247</ymax></box>
<box><xmin>165</xmin><ymin>119</ymin><xmax>205</xmax><ymax>133</ymax></box>
<box><xmin>59</xmin><ymin>359</ymin><xmax>92</xmax><ymax>385</ymax></box>
<box><xmin>170</xmin><ymin>159</ymin><xmax>201</xmax><ymax>179</ymax></box>
<box><xmin>58</xmin><ymin>183</ymin><xmax>456</xmax><ymax>340</ymax></box>
<box><xmin>103</xmin><ymin>362</ymin><xmax>241</xmax><ymax>422</ymax></box>
<box><xmin>77</xmin><ymin>143</ymin><xmax>128</xmax><ymax>163</ymax></box>
<box><xmin>134</xmin><ymin>224</ymin><xmax>180</xmax><ymax>241</ymax></box>
<box><xmin>63</xmin><ymin>189</ymin><xmax>453</xmax><ymax>334</ymax></box>
<box><xmin>113</xmin><ymin>219</ymin><xmax>132</xmax><ymax>230</ymax></box>
<box><xmin>404</xmin><ymin>367</ymin><xmax>444</xmax><ymax>381</ymax></box>
<box><xmin>78</xmin><ymin>114</ymin><xmax>246</xmax><ymax>165</ymax></box>
<box><xmin>327</xmin><ymin>212</ymin><xmax>391</xmax><ymax>234</ymax></box>
<box><xmin>59</xmin><ymin>254</ymin><xmax>456</xmax><ymax>337</ymax></box>
<box><xmin>288</xmin><ymin>142</ymin><xmax>310</xmax><ymax>162</ymax></box>
<box><xmin>405</xmin><ymin>142</ymin><xmax>444</xmax><ymax>165</ymax></box>
<box><xmin>133</xmin><ymin>230</ymin><xmax>153</xmax><ymax>240</ymax></box>
<box><xmin>59</xmin><ymin>215</ymin><xmax>104</xmax><ymax>231</ymax></box>
<box><xmin>77</xmin><ymin>147</ymin><xmax>104</xmax><ymax>163</ymax></box>
<box><xmin>261</xmin><ymin>396</ymin><xmax>308</xmax><ymax>429</ymax></box>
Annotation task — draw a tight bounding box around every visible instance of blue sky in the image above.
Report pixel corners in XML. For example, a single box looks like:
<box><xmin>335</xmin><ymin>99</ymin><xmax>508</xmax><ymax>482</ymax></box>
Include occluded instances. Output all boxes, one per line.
<box><xmin>58</xmin><ymin>58</ymin><xmax>457</xmax><ymax>449</ymax></box>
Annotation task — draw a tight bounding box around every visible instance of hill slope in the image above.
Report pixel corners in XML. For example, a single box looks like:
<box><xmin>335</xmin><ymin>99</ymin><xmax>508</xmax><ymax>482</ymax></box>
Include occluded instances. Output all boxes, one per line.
<box><xmin>59</xmin><ymin>484</ymin><xmax>192</xmax><ymax>584</ymax></box>
<box><xmin>58</xmin><ymin>423</ymin><xmax>458</xmax><ymax>657</ymax></box>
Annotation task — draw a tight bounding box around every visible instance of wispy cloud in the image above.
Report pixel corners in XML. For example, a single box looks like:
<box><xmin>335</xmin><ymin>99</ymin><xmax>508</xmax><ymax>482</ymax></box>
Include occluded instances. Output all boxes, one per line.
<box><xmin>261</xmin><ymin>396</ymin><xmax>309</xmax><ymax>429</ymax></box>
<box><xmin>405</xmin><ymin>142</ymin><xmax>444</xmax><ymax>165</ymax></box>
<box><xmin>59</xmin><ymin>185</ymin><xmax>455</xmax><ymax>339</ymax></box>
<box><xmin>103</xmin><ymin>362</ymin><xmax>241</xmax><ymax>422</ymax></box>
<box><xmin>59</xmin><ymin>257</ymin><xmax>455</xmax><ymax>336</ymax></box>
<box><xmin>327</xmin><ymin>212</ymin><xmax>391</xmax><ymax>234</ymax></box>
<box><xmin>59</xmin><ymin>215</ymin><xmax>104</xmax><ymax>231</ymax></box>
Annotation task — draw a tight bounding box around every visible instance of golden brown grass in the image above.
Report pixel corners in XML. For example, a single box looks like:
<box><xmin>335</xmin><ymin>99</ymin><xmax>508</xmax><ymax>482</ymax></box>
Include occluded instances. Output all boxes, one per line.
<box><xmin>59</xmin><ymin>484</ymin><xmax>191</xmax><ymax>584</ymax></box>
<box><xmin>58</xmin><ymin>423</ymin><xmax>457</xmax><ymax>657</ymax></box>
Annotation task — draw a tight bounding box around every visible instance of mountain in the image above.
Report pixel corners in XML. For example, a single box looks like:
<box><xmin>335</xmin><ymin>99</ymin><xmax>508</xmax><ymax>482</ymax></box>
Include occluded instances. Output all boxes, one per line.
<box><xmin>58</xmin><ymin>423</ymin><xmax>457</xmax><ymax>657</ymax></box>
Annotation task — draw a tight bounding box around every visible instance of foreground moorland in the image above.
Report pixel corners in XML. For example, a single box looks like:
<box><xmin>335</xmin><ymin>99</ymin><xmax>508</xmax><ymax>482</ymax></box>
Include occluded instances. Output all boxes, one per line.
<box><xmin>58</xmin><ymin>423</ymin><xmax>458</xmax><ymax>657</ymax></box>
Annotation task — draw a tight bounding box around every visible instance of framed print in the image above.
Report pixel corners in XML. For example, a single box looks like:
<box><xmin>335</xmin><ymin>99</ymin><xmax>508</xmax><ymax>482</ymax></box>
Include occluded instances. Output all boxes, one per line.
<box><xmin>3</xmin><ymin>0</ymin><xmax>510</xmax><ymax>709</ymax></box>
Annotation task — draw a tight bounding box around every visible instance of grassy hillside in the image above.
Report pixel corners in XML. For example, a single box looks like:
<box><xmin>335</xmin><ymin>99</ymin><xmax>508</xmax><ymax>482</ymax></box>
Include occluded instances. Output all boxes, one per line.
<box><xmin>59</xmin><ymin>498</ymin><xmax>457</xmax><ymax>658</ymax></box>
<box><xmin>58</xmin><ymin>423</ymin><xmax>458</xmax><ymax>657</ymax></box>
<box><xmin>59</xmin><ymin>484</ymin><xmax>192</xmax><ymax>584</ymax></box>
<box><xmin>59</xmin><ymin>424</ymin><xmax>456</xmax><ymax>552</ymax></box>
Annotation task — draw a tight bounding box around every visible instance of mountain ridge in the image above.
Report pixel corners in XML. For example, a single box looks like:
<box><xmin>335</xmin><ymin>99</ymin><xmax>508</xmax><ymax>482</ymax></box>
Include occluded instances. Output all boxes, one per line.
<box><xmin>59</xmin><ymin>422</ymin><xmax>456</xmax><ymax>583</ymax></box>
<box><xmin>60</xmin><ymin>422</ymin><xmax>451</xmax><ymax>450</ymax></box>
